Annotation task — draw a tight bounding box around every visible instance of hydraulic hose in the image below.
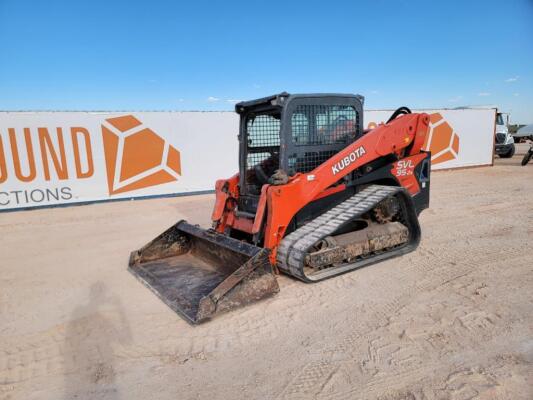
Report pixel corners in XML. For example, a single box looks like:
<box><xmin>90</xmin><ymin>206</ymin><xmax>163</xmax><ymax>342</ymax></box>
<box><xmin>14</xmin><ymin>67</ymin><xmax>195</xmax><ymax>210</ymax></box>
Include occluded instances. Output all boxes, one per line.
<box><xmin>387</xmin><ymin>106</ymin><xmax>412</xmax><ymax>123</ymax></box>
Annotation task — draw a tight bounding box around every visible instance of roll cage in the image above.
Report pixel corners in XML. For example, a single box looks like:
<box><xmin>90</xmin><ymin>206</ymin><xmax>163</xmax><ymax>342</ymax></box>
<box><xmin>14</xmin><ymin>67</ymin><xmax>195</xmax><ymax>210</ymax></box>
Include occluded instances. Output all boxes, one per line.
<box><xmin>236</xmin><ymin>93</ymin><xmax>364</xmax><ymax>212</ymax></box>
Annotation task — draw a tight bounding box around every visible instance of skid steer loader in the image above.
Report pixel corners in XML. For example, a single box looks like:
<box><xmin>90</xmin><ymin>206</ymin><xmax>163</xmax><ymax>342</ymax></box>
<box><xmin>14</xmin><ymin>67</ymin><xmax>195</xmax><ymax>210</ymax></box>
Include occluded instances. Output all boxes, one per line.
<box><xmin>129</xmin><ymin>93</ymin><xmax>431</xmax><ymax>324</ymax></box>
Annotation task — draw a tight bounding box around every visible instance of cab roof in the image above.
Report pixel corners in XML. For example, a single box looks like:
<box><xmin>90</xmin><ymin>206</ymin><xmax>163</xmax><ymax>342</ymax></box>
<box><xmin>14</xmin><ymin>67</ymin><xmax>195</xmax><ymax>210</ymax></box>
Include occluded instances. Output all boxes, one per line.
<box><xmin>235</xmin><ymin>92</ymin><xmax>364</xmax><ymax>114</ymax></box>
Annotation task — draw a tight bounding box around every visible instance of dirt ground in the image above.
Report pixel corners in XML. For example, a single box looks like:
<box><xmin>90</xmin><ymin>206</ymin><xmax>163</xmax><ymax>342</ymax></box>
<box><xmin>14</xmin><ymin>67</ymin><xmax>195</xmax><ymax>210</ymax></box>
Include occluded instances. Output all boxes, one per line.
<box><xmin>1</xmin><ymin>144</ymin><xmax>532</xmax><ymax>400</ymax></box>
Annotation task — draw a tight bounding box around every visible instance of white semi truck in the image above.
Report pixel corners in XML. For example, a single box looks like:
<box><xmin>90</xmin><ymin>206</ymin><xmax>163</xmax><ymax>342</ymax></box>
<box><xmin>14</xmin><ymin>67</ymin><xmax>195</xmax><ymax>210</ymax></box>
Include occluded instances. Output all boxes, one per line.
<box><xmin>494</xmin><ymin>112</ymin><xmax>516</xmax><ymax>158</ymax></box>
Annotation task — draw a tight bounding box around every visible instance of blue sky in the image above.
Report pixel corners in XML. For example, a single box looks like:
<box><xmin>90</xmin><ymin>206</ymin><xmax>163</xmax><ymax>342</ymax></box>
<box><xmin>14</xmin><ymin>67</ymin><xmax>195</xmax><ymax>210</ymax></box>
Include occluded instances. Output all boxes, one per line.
<box><xmin>1</xmin><ymin>0</ymin><xmax>532</xmax><ymax>122</ymax></box>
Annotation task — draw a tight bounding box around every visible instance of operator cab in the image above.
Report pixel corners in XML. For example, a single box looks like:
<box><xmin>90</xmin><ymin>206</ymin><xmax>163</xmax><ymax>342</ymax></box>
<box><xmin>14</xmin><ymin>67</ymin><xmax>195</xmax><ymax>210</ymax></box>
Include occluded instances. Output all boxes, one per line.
<box><xmin>235</xmin><ymin>92</ymin><xmax>364</xmax><ymax>214</ymax></box>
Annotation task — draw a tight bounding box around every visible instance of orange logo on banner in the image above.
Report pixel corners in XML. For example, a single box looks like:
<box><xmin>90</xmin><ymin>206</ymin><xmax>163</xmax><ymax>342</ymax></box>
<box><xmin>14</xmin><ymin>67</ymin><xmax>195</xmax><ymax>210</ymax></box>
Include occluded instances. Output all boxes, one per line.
<box><xmin>101</xmin><ymin>115</ymin><xmax>181</xmax><ymax>195</ymax></box>
<box><xmin>423</xmin><ymin>113</ymin><xmax>460</xmax><ymax>165</ymax></box>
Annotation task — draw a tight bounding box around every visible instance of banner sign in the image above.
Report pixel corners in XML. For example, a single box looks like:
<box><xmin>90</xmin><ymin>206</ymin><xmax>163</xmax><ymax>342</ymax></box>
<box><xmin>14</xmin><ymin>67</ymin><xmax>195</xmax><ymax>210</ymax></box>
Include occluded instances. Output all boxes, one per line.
<box><xmin>0</xmin><ymin>108</ymin><xmax>495</xmax><ymax>211</ymax></box>
<box><xmin>0</xmin><ymin>112</ymin><xmax>238</xmax><ymax>210</ymax></box>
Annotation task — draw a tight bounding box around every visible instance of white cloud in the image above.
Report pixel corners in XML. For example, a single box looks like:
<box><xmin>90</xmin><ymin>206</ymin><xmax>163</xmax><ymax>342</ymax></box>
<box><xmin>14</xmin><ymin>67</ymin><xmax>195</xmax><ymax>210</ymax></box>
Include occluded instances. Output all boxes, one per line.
<box><xmin>207</xmin><ymin>96</ymin><xmax>220</xmax><ymax>102</ymax></box>
<box><xmin>226</xmin><ymin>99</ymin><xmax>243</xmax><ymax>104</ymax></box>
<box><xmin>370</xmin><ymin>90</ymin><xmax>379</xmax><ymax>94</ymax></box>
<box><xmin>478</xmin><ymin>92</ymin><xmax>491</xmax><ymax>97</ymax></box>
<box><xmin>505</xmin><ymin>76</ymin><xmax>519</xmax><ymax>83</ymax></box>
<box><xmin>448</xmin><ymin>95</ymin><xmax>463</xmax><ymax>103</ymax></box>
<box><xmin>252</xmin><ymin>83</ymin><xmax>261</xmax><ymax>89</ymax></box>
<box><xmin>177</xmin><ymin>98</ymin><xmax>184</xmax><ymax>102</ymax></box>
<box><xmin>513</xmin><ymin>93</ymin><xmax>520</xmax><ymax>97</ymax></box>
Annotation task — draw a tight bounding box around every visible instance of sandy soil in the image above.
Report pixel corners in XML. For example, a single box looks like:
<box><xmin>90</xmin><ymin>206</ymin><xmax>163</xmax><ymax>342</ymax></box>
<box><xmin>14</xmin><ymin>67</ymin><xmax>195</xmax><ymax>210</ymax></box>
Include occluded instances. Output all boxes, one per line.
<box><xmin>1</xmin><ymin>144</ymin><xmax>532</xmax><ymax>400</ymax></box>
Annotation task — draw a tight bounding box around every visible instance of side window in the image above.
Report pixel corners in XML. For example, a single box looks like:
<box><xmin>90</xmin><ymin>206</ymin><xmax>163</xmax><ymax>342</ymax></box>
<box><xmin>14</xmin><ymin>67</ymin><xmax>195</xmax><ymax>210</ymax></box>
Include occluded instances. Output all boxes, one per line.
<box><xmin>246</xmin><ymin>114</ymin><xmax>280</xmax><ymax>147</ymax></box>
<box><xmin>291</xmin><ymin>105</ymin><xmax>358</xmax><ymax>146</ymax></box>
<box><xmin>245</xmin><ymin>113</ymin><xmax>281</xmax><ymax>179</ymax></box>
<box><xmin>291</xmin><ymin>112</ymin><xmax>309</xmax><ymax>144</ymax></box>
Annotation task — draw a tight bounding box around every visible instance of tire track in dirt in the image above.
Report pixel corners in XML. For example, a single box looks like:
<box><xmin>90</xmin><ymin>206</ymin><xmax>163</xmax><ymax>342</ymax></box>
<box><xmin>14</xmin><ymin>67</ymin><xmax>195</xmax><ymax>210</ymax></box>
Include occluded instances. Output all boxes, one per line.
<box><xmin>275</xmin><ymin>242</ymin><xmax>531</xmax><ymax>400</ymax></box>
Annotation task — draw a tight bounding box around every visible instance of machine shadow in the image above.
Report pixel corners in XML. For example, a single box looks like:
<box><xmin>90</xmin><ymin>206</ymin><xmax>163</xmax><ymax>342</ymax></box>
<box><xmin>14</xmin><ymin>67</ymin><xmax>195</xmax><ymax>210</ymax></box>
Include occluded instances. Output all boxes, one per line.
<box><xmin>63</xmin><ymin>281</ymin><xmax>131</xmax><ymax>400</ymax></box>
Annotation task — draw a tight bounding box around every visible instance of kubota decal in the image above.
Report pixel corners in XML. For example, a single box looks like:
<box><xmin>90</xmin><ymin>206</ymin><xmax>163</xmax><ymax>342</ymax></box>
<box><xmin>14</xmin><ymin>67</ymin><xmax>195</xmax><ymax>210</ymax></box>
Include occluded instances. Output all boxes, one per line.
<box><xmin>332</xmin><ymin>146</ymin><xmax>366</xmax><ymax>175</ymax></box>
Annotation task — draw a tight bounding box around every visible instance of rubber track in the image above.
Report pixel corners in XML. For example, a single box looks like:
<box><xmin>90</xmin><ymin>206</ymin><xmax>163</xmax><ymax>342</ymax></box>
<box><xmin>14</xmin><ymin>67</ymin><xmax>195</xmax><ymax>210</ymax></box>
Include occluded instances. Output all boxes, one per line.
<box><xmin>277</xmin><ymin>185</ymin><xmax>403</xmax><ymax>282</ymax></box>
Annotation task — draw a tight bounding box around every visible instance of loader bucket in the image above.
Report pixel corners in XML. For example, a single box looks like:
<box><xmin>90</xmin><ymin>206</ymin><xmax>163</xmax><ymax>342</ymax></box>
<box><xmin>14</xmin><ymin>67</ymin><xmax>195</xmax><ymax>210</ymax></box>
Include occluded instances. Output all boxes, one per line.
<box><xmin>128</xmin><ymin>221</ymin><xmax>279</xmax><ymax>324</ymax></box>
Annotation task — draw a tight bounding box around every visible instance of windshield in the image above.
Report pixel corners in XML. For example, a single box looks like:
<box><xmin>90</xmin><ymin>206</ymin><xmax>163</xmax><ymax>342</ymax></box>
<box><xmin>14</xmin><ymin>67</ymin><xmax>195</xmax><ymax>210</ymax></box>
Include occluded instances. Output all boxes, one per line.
<box><xmin>496</xmin><ymin>113</ymin><xmax>504</xmax><ymax>126</ymax></box>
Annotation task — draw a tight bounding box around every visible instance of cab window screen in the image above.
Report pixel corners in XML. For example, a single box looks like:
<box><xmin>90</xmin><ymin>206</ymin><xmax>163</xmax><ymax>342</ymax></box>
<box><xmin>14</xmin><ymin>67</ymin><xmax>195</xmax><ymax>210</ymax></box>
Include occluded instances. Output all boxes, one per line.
<box><xmin>246</xmin><ymin>114</ymin><xmax>280</xmax><ymax>148</ymax></box>
<box><xmin>291</xmin><ymin>105</ymin><xmax>359</xmax><ymax>146</ymax></box>
<box><xmin>244</xmin><ymin>113</ymin><xmax>281</xmax><ymax>194</ymax></box>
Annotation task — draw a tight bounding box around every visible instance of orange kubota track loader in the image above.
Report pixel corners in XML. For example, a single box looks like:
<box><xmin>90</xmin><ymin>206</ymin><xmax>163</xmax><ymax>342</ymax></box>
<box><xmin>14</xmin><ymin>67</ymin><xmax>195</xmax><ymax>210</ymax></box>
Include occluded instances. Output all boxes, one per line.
<box><xmin>129</xmin><ymin>93</ymin><xmax>431</xmax><ymax>324</ymax></box>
